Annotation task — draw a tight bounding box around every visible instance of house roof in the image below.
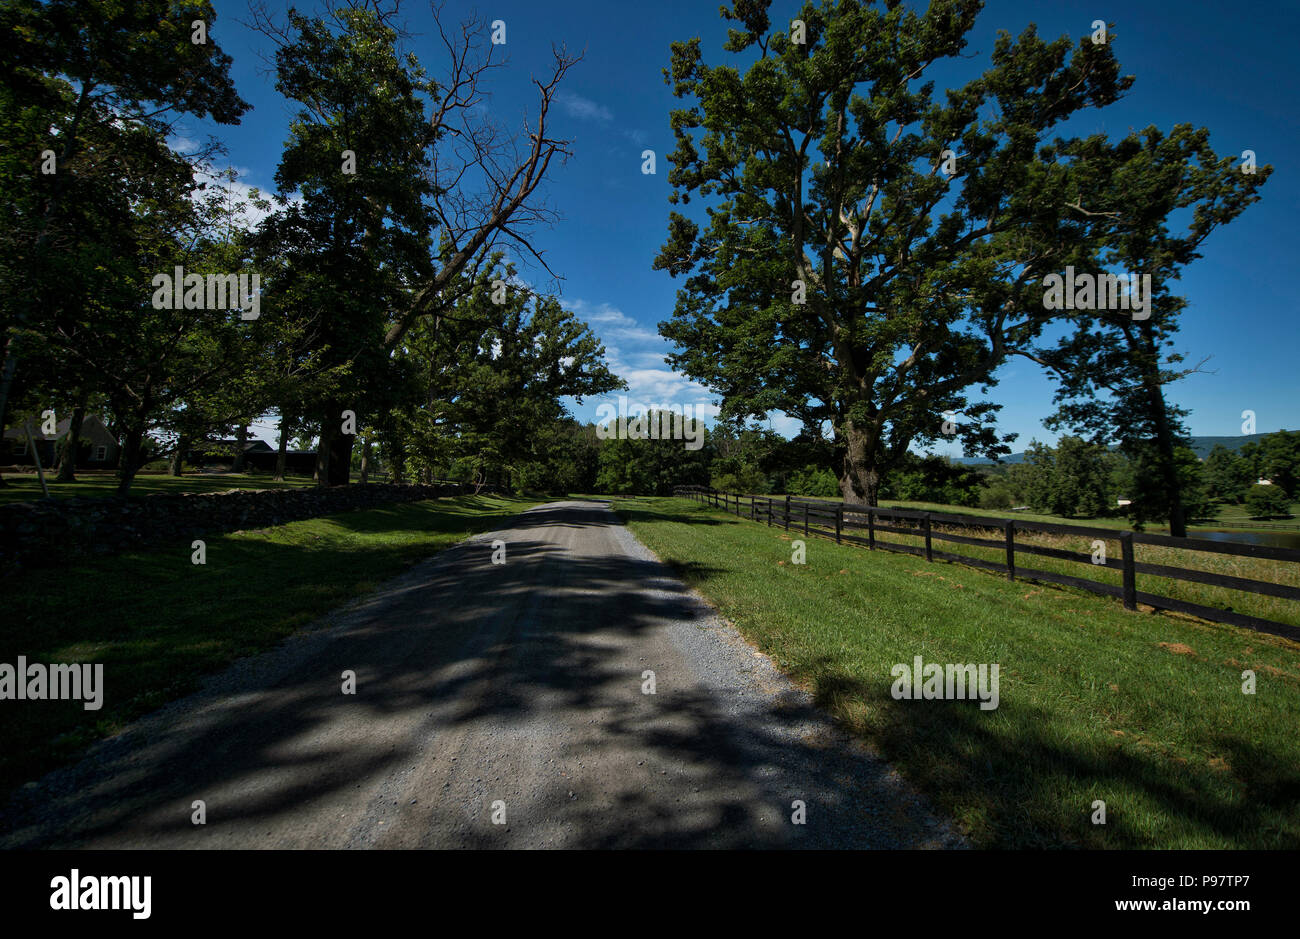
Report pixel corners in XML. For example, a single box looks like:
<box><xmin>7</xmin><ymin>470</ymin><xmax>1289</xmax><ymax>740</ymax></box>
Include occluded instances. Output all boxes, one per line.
<box><xmin>204</xmin><ymin>439</ymin><xmax>275</xmax><ymax>452</ymax></box>
<box><xmin>3</xmin><ymin>415</ymin><xmax>116</xmax><ymax>447</ymax></box>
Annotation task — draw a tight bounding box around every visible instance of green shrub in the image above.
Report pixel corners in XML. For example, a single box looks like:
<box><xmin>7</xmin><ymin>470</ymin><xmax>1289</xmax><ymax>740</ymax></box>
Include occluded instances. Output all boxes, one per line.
<box><xmin>1245</xmin><ymin>484</ymin><xmax>1292</xmax><ymax>518</ymax></box>
<box><xmin>787</xmin><ymin>464</ymin><xmax>840</xmax><ymax>498</ymax></box>
<box><xmin>978</xmin><ymin>485</ymin><xmax>1013</xmax><ymax>510</ymax></box>
<box><xmin>711</xmin><ymin>462</ymin><xmax>768</xmax><ymax>494</ymax></box>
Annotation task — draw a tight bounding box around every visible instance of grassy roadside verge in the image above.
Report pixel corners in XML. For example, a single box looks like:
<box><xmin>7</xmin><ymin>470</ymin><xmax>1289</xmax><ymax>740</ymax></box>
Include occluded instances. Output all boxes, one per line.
<box><xmin>0</xmin><ymin>494</ymin><xmax>538</xmax><ymax>798</ymax></box>
<box><xmin>611</xmin><ymin>495</ymin><xmax>1300</xmax><ymax>849</ymax></box>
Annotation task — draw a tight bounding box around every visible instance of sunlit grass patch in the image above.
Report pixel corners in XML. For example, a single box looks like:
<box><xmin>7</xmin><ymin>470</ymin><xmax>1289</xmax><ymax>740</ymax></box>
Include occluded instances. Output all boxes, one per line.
<box><xmin>612</xmin><ymin>496</ymin><xmax>1300</xmax><ymax>849</ymax></box>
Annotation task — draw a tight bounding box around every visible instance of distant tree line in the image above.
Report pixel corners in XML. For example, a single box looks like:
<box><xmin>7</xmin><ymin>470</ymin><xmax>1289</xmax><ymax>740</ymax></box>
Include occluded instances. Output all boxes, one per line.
<box><xmin>588</xmin><ymin>422</ymin><xmax>1298</xmax><ymax>526</ymax></box>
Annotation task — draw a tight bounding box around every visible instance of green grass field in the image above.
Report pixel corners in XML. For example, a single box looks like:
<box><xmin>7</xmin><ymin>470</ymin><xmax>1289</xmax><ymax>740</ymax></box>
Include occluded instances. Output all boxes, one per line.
<box><xmin>763</xmin><ymin>492</ymin><xmax>1300</xmax><ymax>534</ymax></box>
<box><xmin>1212</xmin><ymin>500</ymin><xmax>1300</xmax><ymax>526</ymax></box>
<box><xmin>774</xmin><ymin>501</ymin><xmax>1300</xmax><ymax>631</ymax></box>
<box><xmin>0</xmin><ymin>494</ymin><xmax>537</xmax><ymax>798</ymax></box>
<box><xmin>0</xmin><ymin>470</ymin><xmax>318</xmax><ymax>505</ymax></box>
<box><xmin>611</xmin><ymin>495</ymin><xmax>1300</xmax><ymax>849</ymax></box>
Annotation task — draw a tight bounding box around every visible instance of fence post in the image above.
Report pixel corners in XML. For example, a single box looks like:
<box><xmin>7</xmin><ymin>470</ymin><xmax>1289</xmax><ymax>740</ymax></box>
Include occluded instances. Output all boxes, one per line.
<box><xmin>868</xmin><ymin>508</ymin><xmax>875</xmax><ymax>549</ymax></box>
<box><xmin>803</xmin><ymin>501</ymin><xmax>809</xmax><ymax>536</ymax></box>
<box><xmin>784</xmin><ymin>495</ymin><xmax>791</xmax><ymax>531</ymax></box>
<box><xmin>924</xmin><ymin>513</ymin><xmax>933</xmax><ymax>562</ymax></box>
<box><xmin>835</xmin><ymin>506</ymin><xmax>842</xmax><ymax>544</ymax></box>
<box><xmin>1004</xmin><ymin>520</ymin><xmax>1015</xmax><ymax>581</ymax></box>
<box><xmin>1120</xmin><ymin>531</ymin><xmax>1137</xmax><ymax>610</ymax></box>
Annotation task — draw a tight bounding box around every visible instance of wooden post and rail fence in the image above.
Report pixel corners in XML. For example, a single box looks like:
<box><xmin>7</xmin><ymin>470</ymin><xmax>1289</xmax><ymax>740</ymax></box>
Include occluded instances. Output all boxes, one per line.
<box><xmin>671</xmin><ymin>485</ymin><xmax>1300</xmax><ymax>643</ymax></box>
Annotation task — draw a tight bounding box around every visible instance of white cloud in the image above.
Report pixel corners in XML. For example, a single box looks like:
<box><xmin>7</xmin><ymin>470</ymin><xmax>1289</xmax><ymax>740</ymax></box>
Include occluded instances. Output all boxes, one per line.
<box><xmin>561</xmin><ymin>297</ymin><xmax>808</xmax><ymax>438</ymax></box>
<box><xmin>557</xmin><ymin>91</ymin><xmax>614</xmax><ymax>122</ymax></box>
<box><xmin>191</xmin><ymin>165</ymin><xmax>300</xmax><ymax>230</ymax></box>
<box><xmin>623</xmin><ymin>349</ymin><xmax>673</xmax><ymax>369</ymax></box>
<box><xmin>767</xmin><ymin>414</ymin><xmax>804</xmax><ymax>438</ymax></box>
<box><xmin>615</xmin><ymin>367</ymin><xmax>715</xmax><ymax>404</ymax></box>
<box><xmin>563</xmin><ymin>297</ymin><xmax>723</xmax><ymax>425</ymax></box>
<box><xmin>566</xmin><ymin>299</ymin><xmax>661</xmax><ymax>345</ymax></box>
<box><xmin>165</xmin><ymin>132</ymin><xmax>294</xmax><ymax>231</ymax></box>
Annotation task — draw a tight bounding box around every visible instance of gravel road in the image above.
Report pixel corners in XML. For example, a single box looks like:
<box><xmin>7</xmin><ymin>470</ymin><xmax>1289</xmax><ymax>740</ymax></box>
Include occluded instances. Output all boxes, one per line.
<box><xmin>1</xmin><ymin>500</ymin><xmax>964</xmax><ymax>849</ymax></box>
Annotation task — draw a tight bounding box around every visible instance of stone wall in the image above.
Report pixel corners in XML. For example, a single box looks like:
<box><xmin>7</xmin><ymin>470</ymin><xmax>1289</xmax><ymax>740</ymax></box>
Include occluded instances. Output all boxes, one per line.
<box><xmin>0</xmin><ymin>482</ymin><xmax>494</xmax><ymax>571</ymax></box>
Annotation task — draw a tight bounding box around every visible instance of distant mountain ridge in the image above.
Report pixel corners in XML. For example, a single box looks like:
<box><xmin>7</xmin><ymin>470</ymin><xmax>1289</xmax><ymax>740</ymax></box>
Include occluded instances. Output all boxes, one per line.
<box><xmin>953</xmin><ymin>434</ymin><xmax>1275</xmax><ymax>466</ymax></box>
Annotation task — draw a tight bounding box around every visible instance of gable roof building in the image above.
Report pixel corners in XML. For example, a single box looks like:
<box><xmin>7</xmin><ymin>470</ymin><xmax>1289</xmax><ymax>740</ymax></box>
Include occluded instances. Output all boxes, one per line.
<box><xmin>3</xmin><ymin>415</ymin><xmax>120</xmax><ymax>468</ymax></box>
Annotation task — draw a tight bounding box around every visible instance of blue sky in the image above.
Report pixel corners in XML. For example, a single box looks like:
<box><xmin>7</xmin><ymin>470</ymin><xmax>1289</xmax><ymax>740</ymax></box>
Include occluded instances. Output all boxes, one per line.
<box><xmin>186</xmin><ymin>0</ymin><xmax>1299</xmax><ymax>452</ymax></box>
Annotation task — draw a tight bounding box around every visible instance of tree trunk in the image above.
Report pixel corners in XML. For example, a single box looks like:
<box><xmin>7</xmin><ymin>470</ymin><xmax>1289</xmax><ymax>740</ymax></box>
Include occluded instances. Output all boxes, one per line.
<box><xmin>314</xmin><ymin>403</ymin><xmax>353</xmax><ymax>487</ymax></box>
<box><xmin>0</xmin><ymin>336</ymin><xmax>16</xmax><ymax>488</ymax></box>
<box><xmin>169</xmin><ymin>434</ymin><xmax>187</xmax><ymax>476</ymax></box>
<box><xmin>359</xmin><ymin>437</ymin><xmax>372</xmax><ymax>484</ymax></box>
<box><xmin>231</xmin><ymin>424</ymin><xmax>248</xmax><ymax>473</ymax></box>
<box><xmin>314</xmin><ymin>412</ymin><xmax>332</xmax><ymax>488</ymax></box>
<box><xmin>275</xmin><ymin>412</ymin><xmax>289</xmax><ymax>481</ymax></box>
<box><xmin>1137</xmin><ymin>329</ymin><xmax>1187</xmax><ymax>537</ymax></box>
<box><xmin>328</xmin><ymin>426</ymin><xmax>353</xmax><ymax>486</ymax></box>
<box><xmin>1147</xmin><ymin>383</ymin><xmax>1187</xmax><ymax>537</ymax></box>
<box><xmin>838</xmin><ymin>419</ymin><xmax>882</xmax><ymax>506</ymax></box>
<box><xmin>116</xmin><ymin>425</ymin><xmax>146</xmax><ymax>497</ymax></box>
<box><xmin>390</xmin><ymin>442</ymin><xmax>406</xmax><ymax>485</ymax></box>
<box><xmin>56</xmin><ymin>392</ymin><xmax>88</xmax><ymax>482</ymax></box>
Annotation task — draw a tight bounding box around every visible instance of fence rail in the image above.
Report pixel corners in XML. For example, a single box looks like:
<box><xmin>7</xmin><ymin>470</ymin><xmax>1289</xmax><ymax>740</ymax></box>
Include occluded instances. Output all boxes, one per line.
<box><xmin>672</xmin><ymin>485</ymin><xmax>1300</xmax><ymax>642</ymax></box>
<box><xmin>1197</xmin><ymin>519</ymin><xmax>1300</xmax><ymax>531</ymax></box>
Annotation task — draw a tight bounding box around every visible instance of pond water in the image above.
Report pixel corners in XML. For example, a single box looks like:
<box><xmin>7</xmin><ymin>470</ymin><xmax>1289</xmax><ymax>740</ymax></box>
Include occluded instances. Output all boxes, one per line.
<box><xmin>1183</xmin><ymin>529</ymin><xmax>1300</xmax><ymax>550</ymax></box>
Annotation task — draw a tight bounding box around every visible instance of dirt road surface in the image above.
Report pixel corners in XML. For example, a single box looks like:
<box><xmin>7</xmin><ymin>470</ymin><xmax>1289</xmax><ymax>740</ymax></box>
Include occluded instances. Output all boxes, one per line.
<box><xmin>1</xmin><ymin>501</ymin><xmax>963</xmax><ymax>849</ymax></box>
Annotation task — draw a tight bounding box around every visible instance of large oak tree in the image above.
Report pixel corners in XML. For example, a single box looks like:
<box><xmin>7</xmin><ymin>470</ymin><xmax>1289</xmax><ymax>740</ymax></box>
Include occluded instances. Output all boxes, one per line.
<box><xmin>655</xmin><ymin>0</ymin><xmax>1133</xmax><ymax>504</ymax></box>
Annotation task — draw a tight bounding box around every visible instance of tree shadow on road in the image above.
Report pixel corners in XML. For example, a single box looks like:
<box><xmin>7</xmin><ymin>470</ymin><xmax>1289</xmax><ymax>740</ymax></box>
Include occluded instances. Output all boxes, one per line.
<box><xmin>0</xmin><ymin>502</ymin><xmax>959</xmax><ymax>850</ymax></box>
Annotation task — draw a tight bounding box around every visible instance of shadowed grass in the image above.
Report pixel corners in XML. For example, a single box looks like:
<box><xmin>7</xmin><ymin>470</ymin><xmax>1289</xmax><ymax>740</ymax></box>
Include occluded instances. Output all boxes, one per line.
<box><xmin>0</xmin><ymin>471</ymin><xmax>319</xmax><ymax>504</ymax></box>
<box><xmin>0</xmin><ymin>494</ymin><xmax>538</xmax><ymax>798</ymax></box>
<box><xmin>612</xmin><ymin>495</ymin><xmax>1300</xmax><ymax>849</ymax></box>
